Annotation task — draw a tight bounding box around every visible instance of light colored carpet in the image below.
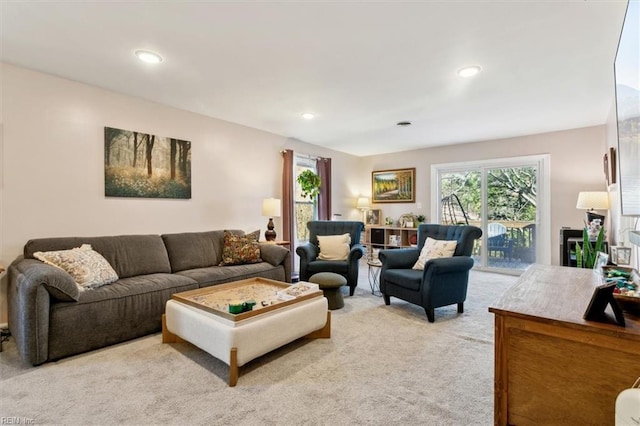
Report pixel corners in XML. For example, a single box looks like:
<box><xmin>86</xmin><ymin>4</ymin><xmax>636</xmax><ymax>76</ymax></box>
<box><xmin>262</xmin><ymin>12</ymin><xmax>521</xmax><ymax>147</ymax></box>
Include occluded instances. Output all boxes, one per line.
<box><xmin>0</xmin><ymin>269</ymin><xmax>517</xmax><ymax>425</ymax></box>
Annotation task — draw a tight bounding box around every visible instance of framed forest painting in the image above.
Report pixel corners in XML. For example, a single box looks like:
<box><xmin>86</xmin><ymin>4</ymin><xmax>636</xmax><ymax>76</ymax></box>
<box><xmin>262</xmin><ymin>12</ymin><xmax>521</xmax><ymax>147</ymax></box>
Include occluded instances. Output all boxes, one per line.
<box><xmin>372</xmin><ymin>168</ymin><xmax>415</xmax><ymax>203</ymax></box>
<box><xmin>104</xmin><ymin>127</ymin><xmax>191</xmax><ymax>199</ymax></box>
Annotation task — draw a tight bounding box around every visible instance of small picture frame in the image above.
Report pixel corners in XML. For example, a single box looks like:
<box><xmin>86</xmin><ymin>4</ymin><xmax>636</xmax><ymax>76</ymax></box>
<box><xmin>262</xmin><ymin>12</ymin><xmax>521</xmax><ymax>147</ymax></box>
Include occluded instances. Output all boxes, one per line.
<box><xmin>583</xmin><ymin>282</ymin><xmax>625</xmax><ymax>327</ymax></box>
<box><xmin>593</xmin><ymin>251</ymin><xmax>609</xmax><ymax>273</ymax></box>
<box><xmin>611</xmin><ymin>245</ymin><xmax>632</xmax><ymax>265</ymax></box>
<box><xmin>366</xmin><ymin>209</ymin><xmax>382</xmax><ymax>225</ymax></box>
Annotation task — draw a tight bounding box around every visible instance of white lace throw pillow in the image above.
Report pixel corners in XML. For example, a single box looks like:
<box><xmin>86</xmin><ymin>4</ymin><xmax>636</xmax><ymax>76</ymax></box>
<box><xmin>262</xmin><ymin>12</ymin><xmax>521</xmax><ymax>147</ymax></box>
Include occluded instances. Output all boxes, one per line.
<box><xmin>317</xmin><ymin>233</ymin><xmax>351</xmax><ymax>261</ymax></box>
<box><xmin>412</xmin><ymin>237</ymin><xmax>458</xmax><ymax>270</ymax></box>
<box><xmin>34</xmin><ymin>244</ymin><xmax>119</xmax><ymax>289</ymax></box>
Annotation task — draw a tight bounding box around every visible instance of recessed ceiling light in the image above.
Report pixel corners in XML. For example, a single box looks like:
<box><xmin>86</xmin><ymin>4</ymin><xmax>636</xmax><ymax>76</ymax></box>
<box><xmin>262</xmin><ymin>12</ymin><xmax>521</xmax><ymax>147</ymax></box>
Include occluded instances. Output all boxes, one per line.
<box><xmin>301</xmin><ymin>112</ymin><xmax>315</xmax><ymax>120</ymax></box>
<box><xmin>457</xmin><ymin>65</ymin><xmax>482</xmax><ymax>78</ymax></box>
<box><xmin>135</xmin><ymin>50</ymin><xmax>163</xmax><ymax>64</ymax></box>
<box><xmin>397</xmin><ymin>121</ymin><xmax>412</xmax><ymax>127</ymax></box>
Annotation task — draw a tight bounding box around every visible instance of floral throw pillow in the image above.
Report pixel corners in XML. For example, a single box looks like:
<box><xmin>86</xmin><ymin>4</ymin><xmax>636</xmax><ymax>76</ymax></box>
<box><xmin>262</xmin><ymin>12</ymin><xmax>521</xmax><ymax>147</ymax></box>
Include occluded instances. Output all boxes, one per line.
<box><xmin>220</xmin><ymin>230</ymin><xmax>263</xmax><ymax>266</ymax></box>
<box><xmin>33</xmin><ymin>244</ymin><xmax>119</xmax><ymax>289</ymax></box>
<box><xmin>412</xmin><ymin>237</ymin><xmax>458</xmax><ymax>270</ymax></box>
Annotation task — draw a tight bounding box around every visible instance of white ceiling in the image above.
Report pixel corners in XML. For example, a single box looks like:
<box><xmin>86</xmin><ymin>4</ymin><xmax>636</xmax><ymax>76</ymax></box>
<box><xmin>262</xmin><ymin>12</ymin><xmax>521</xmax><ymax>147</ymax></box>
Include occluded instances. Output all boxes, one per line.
<box><xmin>0</xmin><ymin>1</ymin><xmax>629</xmax><ymax>156</ymax></box>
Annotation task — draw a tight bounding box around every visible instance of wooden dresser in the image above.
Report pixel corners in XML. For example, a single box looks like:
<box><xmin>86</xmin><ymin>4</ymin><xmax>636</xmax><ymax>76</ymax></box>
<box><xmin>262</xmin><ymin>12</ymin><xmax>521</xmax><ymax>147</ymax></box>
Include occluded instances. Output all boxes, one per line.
<box><xmin>489</xmin><ymin>264</ymin><xmax>640</xmax><ymax>425</ymax></box>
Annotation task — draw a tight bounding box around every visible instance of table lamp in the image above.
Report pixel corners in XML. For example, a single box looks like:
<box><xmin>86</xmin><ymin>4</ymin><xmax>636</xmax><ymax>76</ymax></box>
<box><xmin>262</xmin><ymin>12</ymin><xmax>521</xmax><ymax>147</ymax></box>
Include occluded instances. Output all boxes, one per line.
<box><xmin>576</xmin><ymin>191</ymin><xmax>609</xmax><ymax>225</ymax></box>
<box><xmin>262</xmin><ymin>198</ymin><xmax>281</xmax><ymax>241</ymax></box>
<box><xmin>356</xmin><ymin>196</ymin><xmax>370</xmax><ymax>223</ymax></box>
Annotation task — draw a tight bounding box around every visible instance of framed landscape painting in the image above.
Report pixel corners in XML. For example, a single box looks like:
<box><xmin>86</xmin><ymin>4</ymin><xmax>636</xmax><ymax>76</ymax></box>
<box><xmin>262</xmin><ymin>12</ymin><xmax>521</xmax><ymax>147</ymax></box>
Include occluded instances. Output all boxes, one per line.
<box><xmin>372</xmin><ymin>168</ymin><xmax>415</xmax><ymax>203</ymax></box>
<box><xmin>104</xmin><ymin>127</ymin><xmax>191</xmax><ymax>199</ymax></box>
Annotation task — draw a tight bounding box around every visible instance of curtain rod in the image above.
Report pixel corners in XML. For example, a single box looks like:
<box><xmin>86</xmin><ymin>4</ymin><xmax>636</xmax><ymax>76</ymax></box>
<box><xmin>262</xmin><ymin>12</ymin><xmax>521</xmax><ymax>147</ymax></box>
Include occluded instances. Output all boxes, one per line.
<box><xmin>281</xmin><ymin>150</ymin><xmax>329</xmax><ymax>161</ymax></box>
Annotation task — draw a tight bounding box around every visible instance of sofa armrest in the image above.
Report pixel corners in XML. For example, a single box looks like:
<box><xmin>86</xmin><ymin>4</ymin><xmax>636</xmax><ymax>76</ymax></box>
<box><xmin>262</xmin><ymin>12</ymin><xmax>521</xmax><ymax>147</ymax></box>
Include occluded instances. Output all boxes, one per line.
<box><xmin>259</xmin><ymin>243</ymin><xmax>289</xmax><ymax>267</ymax></box>
<box><xmin>348</xmin><ymin>244</ymin><xmax>365</xmax><ymax>262</ymax></box>
<box><xmin>13</xmin><ymin>258</ymin><xmax>79</xmax><ymax>301</ymax></box>
<box><xmin>423</xmin><ymin>256</ymin><xmax>475</xmax><ymax>276</ymax></box>
<box><xmin>421</xmin><ymin>257</ymin><xmax>475</xmax><ymax>305</ymax></box>
<box><xmin>295</xmin><ymin>243</ymin><xmax>317</xmax><ymax>262</ymax></box>
<box><xmin>8</xmin><ymin>257</ymin><xmax>80</xmax><ymax>365</ymax></box>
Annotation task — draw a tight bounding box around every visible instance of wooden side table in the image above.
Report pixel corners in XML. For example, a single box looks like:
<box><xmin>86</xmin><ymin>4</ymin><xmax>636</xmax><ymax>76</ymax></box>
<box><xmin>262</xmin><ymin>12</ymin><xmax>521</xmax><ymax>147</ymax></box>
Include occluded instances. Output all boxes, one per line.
<box><xmin>367</xmin><ymin>260</ymin><xmax>382</xmax><ymax>296</ymax></box>
<box><xmin>263</xmin><ymin>240</ymin><xmax>290</xmax><ymax>249</ymax></box>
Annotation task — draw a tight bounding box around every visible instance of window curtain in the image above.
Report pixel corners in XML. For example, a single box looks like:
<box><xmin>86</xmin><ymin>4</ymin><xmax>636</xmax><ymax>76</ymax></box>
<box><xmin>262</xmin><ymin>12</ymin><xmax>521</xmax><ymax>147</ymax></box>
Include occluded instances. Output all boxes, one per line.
<box><xmin>282</xmin><ymin>149</ymin><xmax>295</xmax><ymax>268</ymax></box>
<box><xmin>317</xmin><ymin>157</ymin><xmax>332</xmax><ymax>220</ymax></box>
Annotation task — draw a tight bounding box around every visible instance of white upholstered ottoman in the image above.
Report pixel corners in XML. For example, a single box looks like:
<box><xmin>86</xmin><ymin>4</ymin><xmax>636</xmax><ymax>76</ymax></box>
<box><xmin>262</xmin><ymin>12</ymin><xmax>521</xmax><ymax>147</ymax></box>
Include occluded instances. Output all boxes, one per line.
<box><xmin>162</xmin><ymin>288</ymin><xmax>330</xmax><ymax>386</ymax></box>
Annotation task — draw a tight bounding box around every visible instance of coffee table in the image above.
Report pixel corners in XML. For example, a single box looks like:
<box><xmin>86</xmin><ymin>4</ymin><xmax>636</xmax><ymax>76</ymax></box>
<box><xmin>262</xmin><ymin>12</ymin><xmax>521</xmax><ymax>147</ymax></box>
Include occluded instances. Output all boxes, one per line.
<box><xmin>162</xmin><ymin>277</ymin><xmax>330</xmax><ymax>386</ymax></box>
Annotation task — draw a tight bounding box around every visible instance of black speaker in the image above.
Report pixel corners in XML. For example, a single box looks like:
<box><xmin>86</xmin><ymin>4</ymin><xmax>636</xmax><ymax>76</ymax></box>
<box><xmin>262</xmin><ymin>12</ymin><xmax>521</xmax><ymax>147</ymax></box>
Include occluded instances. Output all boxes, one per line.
<box><xmin>560</xmin><ymin>228</ymin><xmax>583</xmax><ymax>266</ymax></box>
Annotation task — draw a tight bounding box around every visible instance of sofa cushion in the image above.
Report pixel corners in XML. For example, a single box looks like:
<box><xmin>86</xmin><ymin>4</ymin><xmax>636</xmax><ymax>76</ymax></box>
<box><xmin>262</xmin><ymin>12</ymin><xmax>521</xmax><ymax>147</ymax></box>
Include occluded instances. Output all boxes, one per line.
<box><xmin>317</xmin><ymin>234</ymin><xmax>351</xmax><ymax>261</ymax></box>
<box><xmin>162</xmin><ymin>230</ymin><xmax>254</xmax><ymax>272</ymax></box>
<box><xmin>33</xmin><ymin>244</ymin><xmax>119</xmax><ymax>289</ymax></box>
<box><xmin>413</xmin><ymin>238</ymin><xmax>457</xmax><ymax>270</ymax></box>
<box><xmin>384</xmin><ymin>269</ymin><xmax>423</xmax><ymax>291</ymax></box>
<box><xmin>219</xmin><ymin>230</ymin><xmax>262</xmax><ymax>266</ymax></box>
<box><xmin>24</xmin><ymin>235</ymin><xmax>171</xmax><ymax>279</ymax></box>
<box><xmin>177</xmin><ymin>262</ymin><xmax>286</xmax><ymax>287</ymax></box>
<box><xmin>162</xmin><ymin>231</ymin><xmax>222</xmax><ymax>272</ymax></box>
<box><xmin>47</xmin><ymin>273</ymin><xmax>198</xmax><ymax>361</ymax></box>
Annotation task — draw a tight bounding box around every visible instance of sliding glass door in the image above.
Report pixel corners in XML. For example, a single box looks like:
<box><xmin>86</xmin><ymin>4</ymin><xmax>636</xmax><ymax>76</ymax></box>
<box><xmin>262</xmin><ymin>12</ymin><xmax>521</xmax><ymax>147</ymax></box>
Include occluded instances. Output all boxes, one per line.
<box><xmin>432</xmin><ymin>155</ymin><xmax>550</xmax><ymax>273</ymax></box>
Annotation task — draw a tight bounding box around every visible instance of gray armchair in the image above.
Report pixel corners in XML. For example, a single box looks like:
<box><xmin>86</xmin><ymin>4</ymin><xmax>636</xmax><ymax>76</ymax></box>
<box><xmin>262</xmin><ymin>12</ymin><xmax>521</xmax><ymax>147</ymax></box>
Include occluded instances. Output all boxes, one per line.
<box><xmin>296</xmin><ymin>221</ymin><xmax>365</xmax><ymax>296</ymax></box>
<box><xmin>379</xmin><ymin>224</ymin><xmax>482</xmax><ymax>322</ymax></box>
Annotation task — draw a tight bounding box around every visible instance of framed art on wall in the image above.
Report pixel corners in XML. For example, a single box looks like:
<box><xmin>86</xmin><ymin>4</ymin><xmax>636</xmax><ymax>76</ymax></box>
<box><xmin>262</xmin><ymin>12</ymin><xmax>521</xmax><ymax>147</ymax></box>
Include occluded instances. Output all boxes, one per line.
<box><xmin>372</xmin><ymin>168</ymin><xmax>415</xmax><ymax>203</ymax></box>
<box><xmin>366</xmin><ymin>209</ymin><xmax>382</xmax><ymax>225</ymax></box>
<box><xmin>104</xmin><ymin>127</ymin><xmax>191</xmax><ymax>199</ymax></box>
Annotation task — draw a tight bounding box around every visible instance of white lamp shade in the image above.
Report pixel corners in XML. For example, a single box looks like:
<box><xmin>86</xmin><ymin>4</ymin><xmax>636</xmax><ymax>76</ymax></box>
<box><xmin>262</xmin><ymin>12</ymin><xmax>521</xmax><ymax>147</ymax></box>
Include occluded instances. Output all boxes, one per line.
<box><xmin>356</xmin><ymin>197</ymin><xmax>370</xmax><ymax>209</ymax></box>
<box><xmin>262</xmin><ymin>198</ymin><xmax>281</xmax><ymax>217</ymax></box>
<box><xmin>576</xmin><ymin>192</ymin><xmax>609</xmax><ymax>210</ymax></box>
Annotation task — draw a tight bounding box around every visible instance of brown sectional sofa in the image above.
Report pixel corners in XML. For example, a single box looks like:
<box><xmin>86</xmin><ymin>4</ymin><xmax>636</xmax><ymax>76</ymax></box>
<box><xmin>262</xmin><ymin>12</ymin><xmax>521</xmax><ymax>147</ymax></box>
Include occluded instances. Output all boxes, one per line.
<box><xmin>8</xmin><ymin>230</ymin><xmax>291</xmax><ymax>365</ymax></box>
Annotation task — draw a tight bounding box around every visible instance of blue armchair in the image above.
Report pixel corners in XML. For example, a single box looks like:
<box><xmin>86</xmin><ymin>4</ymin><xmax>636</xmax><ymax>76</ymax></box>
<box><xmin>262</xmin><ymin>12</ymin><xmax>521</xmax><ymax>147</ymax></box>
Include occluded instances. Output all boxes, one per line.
<box><xmin>296</xmin><ymin>221</ymin><xmax>365</xmax><ymax>296</ymax></box>
<box><xmin>379</xmin><ymin>224</ymin><xmax>482</xmax><ymax>322</ymax></box>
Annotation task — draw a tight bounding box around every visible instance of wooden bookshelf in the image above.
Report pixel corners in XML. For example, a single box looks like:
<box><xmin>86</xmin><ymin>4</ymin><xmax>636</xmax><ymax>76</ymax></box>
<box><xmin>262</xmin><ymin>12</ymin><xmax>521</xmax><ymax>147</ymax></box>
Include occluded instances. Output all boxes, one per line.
<box><xmin>363</xmin><ymin>226</ymin><xmax>418</xmax><ymax>259</ymax></box>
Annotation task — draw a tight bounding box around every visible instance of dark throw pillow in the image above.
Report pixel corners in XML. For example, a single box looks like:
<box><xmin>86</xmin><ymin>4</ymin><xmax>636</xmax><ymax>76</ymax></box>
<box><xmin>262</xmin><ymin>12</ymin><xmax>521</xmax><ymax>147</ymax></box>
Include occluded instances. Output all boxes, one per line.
<box><xmin>219</xmin><ymin>230</ymin><xmax>263</xmax><ymax>266</ymax></box>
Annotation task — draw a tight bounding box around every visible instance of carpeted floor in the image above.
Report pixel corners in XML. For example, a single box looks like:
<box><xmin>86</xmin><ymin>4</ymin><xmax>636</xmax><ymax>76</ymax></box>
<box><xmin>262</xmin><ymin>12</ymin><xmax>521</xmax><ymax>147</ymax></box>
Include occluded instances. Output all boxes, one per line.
<box><xmin>0</xmin><ymin>269</ymin><xmax>517</xmax><ymax>425</ymax></box>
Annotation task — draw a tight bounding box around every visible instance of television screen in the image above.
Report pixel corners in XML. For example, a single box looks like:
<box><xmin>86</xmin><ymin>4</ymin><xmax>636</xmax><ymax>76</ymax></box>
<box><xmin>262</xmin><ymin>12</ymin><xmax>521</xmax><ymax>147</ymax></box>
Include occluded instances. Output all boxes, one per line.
<box><xmin>614</xmin><ymin>1</ymin><xmax>640</xmax><ymax>216</ymax></box>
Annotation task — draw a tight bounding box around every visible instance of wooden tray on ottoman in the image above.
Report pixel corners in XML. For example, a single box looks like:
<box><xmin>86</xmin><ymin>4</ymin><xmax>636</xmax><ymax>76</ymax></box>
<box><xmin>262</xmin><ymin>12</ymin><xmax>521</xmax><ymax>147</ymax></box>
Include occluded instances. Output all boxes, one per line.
<box><xmin>171</xmin><ymin>277</ymin><xmax>322</xmax><ymax>321</ymax></box>
<box><xmin>163</xmin><ymin>277</ymin><xmax>329</xmax><ymax>386</ymax></box>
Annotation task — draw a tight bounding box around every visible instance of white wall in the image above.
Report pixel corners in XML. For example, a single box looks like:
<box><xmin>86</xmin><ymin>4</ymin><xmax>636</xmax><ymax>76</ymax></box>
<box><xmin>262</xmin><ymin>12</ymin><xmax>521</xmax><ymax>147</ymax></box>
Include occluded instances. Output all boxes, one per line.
<box><xmin>0</xmin><ymin>64</ymin><xmax>364</xmax><ymax>321</ymax></box>
<box><xmin>0</xmin><ymin>63</ymin><xmax>615</xmax><ymax>323</ymax></box>
<box><xmin>359</xmin><ymin>125</ymin><xmax>609</xmax><ymax>266</ymax></box>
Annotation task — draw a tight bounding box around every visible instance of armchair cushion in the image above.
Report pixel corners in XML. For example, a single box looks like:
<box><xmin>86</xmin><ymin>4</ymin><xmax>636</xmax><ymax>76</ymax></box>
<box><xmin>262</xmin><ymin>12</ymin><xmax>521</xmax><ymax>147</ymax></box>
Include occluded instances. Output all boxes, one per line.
<box><xmin>412</xmin><ymin>238</ymin><xmax>457</xmax><ymax>270</ymax></box>
<box><xmin>317</xmin><ymin>233</ymin><xmax>350</xmax><ymax>260</ymax></box>
<box><xmin>384</xmin><ymin>269</ymin><xmax>423</xmax><ymax>291</ymax></box>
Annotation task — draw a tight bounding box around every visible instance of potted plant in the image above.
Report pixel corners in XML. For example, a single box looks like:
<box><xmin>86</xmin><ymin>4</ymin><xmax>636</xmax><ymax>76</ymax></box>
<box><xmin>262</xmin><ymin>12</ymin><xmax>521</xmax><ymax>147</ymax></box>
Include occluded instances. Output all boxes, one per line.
<box><xmin>416</xmin><ymin>214</ymin><xmax>426</xmax><ymax>224</ymax></box>
<box><xmin>297</xmin><ymin>170</ymin><xmax>321</xmax><ymax>201</ymax></box>
<box><xmin>575</xmin><ymin>226</ymin><xmax>606</xmax><ymax>269</ymax></box>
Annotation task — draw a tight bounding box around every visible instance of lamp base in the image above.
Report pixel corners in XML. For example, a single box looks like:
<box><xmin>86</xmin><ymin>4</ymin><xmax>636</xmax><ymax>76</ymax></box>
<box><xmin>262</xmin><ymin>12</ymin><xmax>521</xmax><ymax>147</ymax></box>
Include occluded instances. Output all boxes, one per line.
<box><xmin>265</xmin><ymin>218</ymin><xmax>276</xmax><ymax>242</ymax></box>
